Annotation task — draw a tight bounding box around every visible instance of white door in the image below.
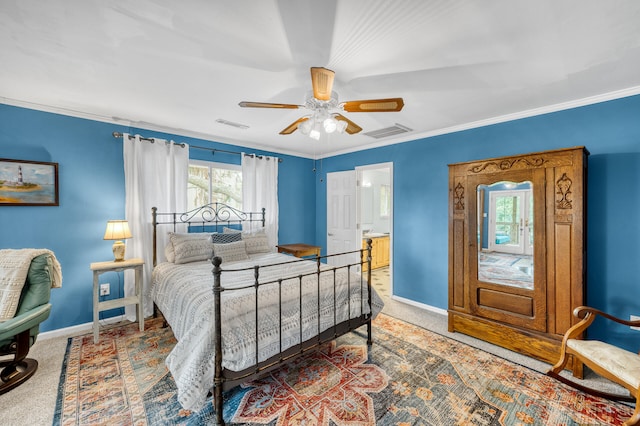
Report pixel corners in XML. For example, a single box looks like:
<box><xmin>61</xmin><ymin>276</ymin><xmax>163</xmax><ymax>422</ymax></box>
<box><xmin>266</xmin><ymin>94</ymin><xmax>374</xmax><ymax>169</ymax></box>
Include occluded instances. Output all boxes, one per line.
<box><xmin>326</xmin><ymin>170</ymin><xmax>357</xmax><ymax>267</ymax></box>
<box><xmin>488</xmin><ymin>189</ymin><xmax>533</xmax><ymax>255</ymax></box>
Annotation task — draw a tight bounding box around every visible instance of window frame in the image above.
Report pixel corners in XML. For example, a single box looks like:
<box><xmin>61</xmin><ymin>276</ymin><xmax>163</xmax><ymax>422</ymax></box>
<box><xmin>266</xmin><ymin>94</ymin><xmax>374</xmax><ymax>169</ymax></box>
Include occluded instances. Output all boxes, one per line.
<box><xmin>188</xmin><ymin>159</ymin><xmax>242</xmax><ymax>210</ymax></box>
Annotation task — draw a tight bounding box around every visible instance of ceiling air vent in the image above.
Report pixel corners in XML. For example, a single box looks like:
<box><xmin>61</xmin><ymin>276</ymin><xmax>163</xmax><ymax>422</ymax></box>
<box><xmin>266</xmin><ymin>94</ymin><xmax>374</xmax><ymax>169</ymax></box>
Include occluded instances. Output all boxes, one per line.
<box><xmin>363</xmin><ymin>123</ymin><xmax>412</xmax><ymax>139</ymax></box>
<box><xmin>215</xmin><ymin>118</ymin><xmax>249</xmax><ymax>129</ymax></box>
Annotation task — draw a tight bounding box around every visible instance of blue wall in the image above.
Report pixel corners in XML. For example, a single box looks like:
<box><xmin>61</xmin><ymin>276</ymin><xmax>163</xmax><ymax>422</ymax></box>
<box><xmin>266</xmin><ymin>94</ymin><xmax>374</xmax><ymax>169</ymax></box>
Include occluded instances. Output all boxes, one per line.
<box><xmin>0</xmin><ymin>103</ymin><xmax>315</xmax><ymax>331</ymax></box>
<box><xmin>2</xmin><ymin>94</ymin><xmax>639</xmax><ymax>351</ymax></box>
<box><xmin>315</xmin><ymin>94</ymin><xmax>640</xmax><ymax>351</ymax></box>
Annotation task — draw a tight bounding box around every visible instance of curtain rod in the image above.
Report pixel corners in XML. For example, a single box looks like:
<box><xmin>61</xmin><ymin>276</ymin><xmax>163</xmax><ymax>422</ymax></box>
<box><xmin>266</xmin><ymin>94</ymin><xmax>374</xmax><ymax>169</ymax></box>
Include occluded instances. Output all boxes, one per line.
<box><xmin>111</xmin><ymin>131</ymin><xmax>282</xmax><ymax>162</ymax></box>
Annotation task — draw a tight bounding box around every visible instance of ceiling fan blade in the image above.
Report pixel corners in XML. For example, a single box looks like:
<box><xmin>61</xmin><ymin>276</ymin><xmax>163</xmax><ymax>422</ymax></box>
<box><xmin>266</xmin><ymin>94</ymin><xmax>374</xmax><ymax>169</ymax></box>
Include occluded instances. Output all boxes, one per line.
<box><xmin>334</xmin><ymin>114</ymin><xmax>363</xmax><ymax>134</ymax></box>
<box><xmin>239</xmin><ymin>101</ymin><xmax>302</xmax><ymax>109</ymax></box>
<box><xmin>279</xmin><ymin>117</ymin><xmax>309</xmax><ymax>135</ymax></box>
<box><xmin>310</xmin><ymin>67</ymin><xmax>335</xmax><ymax>101</ymax></box>
<box><xmin>342</xmin><ymin>98</ymin><xmax>404</xmax><ymax>112</ymax></box>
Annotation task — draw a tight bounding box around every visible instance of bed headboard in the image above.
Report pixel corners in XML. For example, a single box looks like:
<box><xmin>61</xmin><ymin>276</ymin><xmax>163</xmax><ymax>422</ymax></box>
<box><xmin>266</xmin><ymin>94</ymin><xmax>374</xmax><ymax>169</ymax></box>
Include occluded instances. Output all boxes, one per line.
<box><xmin>151</xmin><ymin>203</ymin><xmax>265</xmax><ymax>266</ymax></box>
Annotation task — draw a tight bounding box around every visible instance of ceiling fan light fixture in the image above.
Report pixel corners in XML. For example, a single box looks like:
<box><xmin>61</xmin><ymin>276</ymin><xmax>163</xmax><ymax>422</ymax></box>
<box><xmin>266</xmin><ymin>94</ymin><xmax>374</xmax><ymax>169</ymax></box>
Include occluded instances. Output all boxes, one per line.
<box><xmin>323</xmin><ymin>117</ymin><xmax>337</xmax><ymax>133</ymax></box>
<box><xmin>239</xmin><ymin>67</ymin><xmax>402</xmax><ymax>139</ymax></box>
<box><xmin>309</xmin><ymin>129</ymin><xmax>321</xmax><ymax>140</ymax></box>
<box><xmin>299</xmin><ymin>118</ymin><xmax>312</xmax><ymax>135</ymax></box>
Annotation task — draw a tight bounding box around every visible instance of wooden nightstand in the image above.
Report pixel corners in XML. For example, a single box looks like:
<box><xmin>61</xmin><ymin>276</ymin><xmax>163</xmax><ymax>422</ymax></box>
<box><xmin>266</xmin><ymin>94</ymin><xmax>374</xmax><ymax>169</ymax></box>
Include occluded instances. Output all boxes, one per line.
<box><xmin>277</xmin><ymin>243</ymin><xmax>321</xmax><ymax>258</ymax></box>
<box><xmin>90</xmin><ymin>258</ymin><xmax>144</xmax><ymax>343</ymax></box>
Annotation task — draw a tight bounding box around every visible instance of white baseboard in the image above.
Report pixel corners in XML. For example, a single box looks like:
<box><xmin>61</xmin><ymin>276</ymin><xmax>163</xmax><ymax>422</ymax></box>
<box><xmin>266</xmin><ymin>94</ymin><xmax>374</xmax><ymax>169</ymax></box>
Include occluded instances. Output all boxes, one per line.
<box><xmin>39</xmin><ymin>298</ymin><xmax>447</xmax><ymax>341</ymax></box>
<box><xmin>39</xmin><ymin>314</ymin><xmax>126</xmax><ymax>340</ymax></box>
<box><xmin>389</xmin><ymin>294</ymin><xmax>448</xmax><ymax>316</ymax></box>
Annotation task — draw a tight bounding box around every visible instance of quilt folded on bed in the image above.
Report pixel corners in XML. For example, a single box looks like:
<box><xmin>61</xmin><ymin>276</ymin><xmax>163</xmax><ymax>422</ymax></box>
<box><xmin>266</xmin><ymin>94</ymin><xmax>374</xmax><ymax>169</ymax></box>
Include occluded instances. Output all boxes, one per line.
<box><xmin>150</xmin><ymin>252</ymin><xmax>384</xmax><ymax>411</ymax></box>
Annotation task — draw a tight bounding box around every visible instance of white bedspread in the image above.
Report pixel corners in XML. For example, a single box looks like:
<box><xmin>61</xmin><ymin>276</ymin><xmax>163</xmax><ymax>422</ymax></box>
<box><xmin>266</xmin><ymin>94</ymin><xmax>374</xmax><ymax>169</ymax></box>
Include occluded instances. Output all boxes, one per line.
<box><xmin>150</xmin><ymin>252</ymin><xmax>384</xmax><ymax>411</ymax></box>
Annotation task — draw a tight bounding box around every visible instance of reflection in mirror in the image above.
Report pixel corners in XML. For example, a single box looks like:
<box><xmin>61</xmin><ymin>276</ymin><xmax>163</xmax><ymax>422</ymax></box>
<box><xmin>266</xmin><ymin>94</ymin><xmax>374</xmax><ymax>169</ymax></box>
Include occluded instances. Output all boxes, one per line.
<box><xmin>477</xmin><ymin>181</ymin><xmax>534</xmax><ymax>289</ymax></box>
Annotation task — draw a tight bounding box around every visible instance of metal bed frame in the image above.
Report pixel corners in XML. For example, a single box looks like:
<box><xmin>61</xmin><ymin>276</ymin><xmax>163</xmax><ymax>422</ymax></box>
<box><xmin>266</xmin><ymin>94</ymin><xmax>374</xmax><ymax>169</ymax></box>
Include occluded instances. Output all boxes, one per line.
<box><xmin>151</xmin><ymin>203</ymin><xmax>374</xmax><ymax>425</ymax></box>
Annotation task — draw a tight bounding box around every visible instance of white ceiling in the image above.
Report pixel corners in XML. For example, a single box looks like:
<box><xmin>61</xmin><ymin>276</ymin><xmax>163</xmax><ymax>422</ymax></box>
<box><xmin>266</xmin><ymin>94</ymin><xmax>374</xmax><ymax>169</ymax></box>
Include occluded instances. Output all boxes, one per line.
<box><xmin>2</xmin><ymin>0</ymin><xmax>640</xmax><ymax>158</ymax></box>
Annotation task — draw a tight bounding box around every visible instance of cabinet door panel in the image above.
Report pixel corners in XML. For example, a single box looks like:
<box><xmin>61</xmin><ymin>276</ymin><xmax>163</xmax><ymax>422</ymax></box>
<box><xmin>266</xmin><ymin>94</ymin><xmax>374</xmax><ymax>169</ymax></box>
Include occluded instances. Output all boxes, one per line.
<box><xmin>380</xmin><ymin>237</ymin><xmax>390</xmax><ymax>266</ymax></box>
<box><xmin>477</xmin><ymin>288</ymin><xmax>533</xmax><ymax>317</ymax></box>
<box><xmin>467</xmin><ymin>169</ymin><xmax>547</xmax><ymax>332</ymax></box>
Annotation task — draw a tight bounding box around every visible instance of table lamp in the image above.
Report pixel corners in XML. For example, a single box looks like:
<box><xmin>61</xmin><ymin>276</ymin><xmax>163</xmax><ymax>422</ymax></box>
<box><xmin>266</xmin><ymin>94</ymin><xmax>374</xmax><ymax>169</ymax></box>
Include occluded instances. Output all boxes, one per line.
<box><xmin>103</xmin><ymin>220</ymin><xmax>132</xmax><ymax>261</ymax></box>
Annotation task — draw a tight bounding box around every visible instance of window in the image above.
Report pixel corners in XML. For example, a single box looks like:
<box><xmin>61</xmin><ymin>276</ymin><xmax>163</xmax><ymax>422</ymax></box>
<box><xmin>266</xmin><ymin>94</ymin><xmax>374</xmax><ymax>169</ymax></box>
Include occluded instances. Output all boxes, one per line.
<box><xmin>188</xmin><ymin>161</ymin><xmax>242</xmax><ymax>211</ymax></box>
<box><xmin>380</xmin><ymin>184</ymin><xmax>391</xmax><ymax>218</ymax></box>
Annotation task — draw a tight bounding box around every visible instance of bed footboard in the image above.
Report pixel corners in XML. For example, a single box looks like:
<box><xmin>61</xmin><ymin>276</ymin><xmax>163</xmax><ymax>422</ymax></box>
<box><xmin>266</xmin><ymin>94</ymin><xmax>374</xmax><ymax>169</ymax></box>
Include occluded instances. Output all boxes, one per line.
<box><xmin>211</xmin><ymin>240</ymin><xmax>374</xmax><ymax>426</ymax></box>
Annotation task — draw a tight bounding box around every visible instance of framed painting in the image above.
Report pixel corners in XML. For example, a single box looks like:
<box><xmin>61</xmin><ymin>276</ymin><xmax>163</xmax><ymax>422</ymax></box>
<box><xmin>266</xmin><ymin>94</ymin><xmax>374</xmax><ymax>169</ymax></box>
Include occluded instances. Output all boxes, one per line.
<box><xmin>0</xmin><ymin>158</ymin><xmax>59</xmax><ymax>206</ymax></box>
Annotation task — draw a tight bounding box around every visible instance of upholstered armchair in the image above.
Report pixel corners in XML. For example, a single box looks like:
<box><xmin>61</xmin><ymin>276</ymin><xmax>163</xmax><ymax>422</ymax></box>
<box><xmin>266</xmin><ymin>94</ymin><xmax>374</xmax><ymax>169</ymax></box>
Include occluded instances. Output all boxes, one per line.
<box><xmin>0</xmin><ymin>253</ymin><xmax>55</xmax><ymax>394</ymax></box>
<box><xmin>547</xmin><ymin>306</ymin><xmax>640</xmax><ymax>426</ymax></box>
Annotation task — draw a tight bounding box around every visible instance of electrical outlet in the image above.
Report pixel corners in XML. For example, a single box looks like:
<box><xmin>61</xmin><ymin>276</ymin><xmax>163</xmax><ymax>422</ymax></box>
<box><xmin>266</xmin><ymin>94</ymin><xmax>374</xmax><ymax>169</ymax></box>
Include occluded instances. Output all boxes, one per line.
<box><xmin>100</xmin><ymin>283</ymin><xmax>110</xmax><ymax>296</ymax></box>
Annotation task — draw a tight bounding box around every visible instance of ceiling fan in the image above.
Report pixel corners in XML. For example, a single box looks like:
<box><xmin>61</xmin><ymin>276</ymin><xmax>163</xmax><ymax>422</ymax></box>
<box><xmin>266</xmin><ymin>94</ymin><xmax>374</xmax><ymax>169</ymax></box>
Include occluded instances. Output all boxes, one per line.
<box><xmin>239</xmin><ymin>67</ymin><xmax>404</xmax><ymax>139</ymax></box>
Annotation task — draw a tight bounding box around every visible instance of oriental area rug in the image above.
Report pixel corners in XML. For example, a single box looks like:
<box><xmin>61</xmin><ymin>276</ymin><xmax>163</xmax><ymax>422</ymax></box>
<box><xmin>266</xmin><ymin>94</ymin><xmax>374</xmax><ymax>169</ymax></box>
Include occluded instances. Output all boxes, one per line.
<box><xmin>53</xmin><ymin>314</ymin><xmax>633</xmax><ymax>425</ymax></box>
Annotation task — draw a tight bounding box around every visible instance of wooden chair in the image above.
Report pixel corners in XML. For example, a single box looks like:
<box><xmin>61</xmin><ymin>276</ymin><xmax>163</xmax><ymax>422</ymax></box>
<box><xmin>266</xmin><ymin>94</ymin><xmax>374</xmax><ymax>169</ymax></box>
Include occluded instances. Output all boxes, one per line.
<box><xmin>547</xmin><ymin>306</ymin><xmax>640</xmax><ymax>426</ymax></box>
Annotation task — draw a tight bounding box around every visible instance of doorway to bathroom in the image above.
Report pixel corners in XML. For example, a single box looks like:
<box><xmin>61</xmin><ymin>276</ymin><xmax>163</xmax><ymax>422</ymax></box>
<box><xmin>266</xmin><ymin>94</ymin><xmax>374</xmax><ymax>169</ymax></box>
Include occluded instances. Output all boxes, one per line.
<box><xmin>357</xmin><ymin>163</ymin><xmax>392</xmax><ymax>298</ymax></box>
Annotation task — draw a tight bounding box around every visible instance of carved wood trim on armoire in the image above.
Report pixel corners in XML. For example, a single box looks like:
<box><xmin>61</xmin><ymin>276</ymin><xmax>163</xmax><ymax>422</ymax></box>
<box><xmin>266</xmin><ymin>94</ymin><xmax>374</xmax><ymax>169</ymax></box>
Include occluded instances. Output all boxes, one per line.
<box><xmin>448</xmin><ymin>146</ymin><xmax>588</xmax><ymax>375</ymax></box>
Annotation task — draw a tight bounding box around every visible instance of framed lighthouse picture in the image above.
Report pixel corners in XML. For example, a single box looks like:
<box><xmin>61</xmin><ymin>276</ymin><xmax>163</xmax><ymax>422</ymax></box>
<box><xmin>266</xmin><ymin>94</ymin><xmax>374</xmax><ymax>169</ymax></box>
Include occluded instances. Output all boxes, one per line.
<box><xmin>0</xmin><ymin>159</ymin><xmax>59</xmax><ymax>206</ymax></box>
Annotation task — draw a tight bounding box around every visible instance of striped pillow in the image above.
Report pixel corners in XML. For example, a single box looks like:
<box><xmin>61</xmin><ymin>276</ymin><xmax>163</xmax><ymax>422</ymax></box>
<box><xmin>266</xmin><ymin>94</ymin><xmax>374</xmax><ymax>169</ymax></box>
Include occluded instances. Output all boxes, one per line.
<box><xmin>171</xmin><ymin>233</ymin><xmax>213</xmax><ymax>264</ymax></box>
<box><xmin>165</xmin><ymin>232</ymin><xmax>211</xmax><ymax>263</ymax></box>
<box><xmin>213</xmin><ymin>240</ymin><xmax>249</xmax><ymax>263</ymax></box>
<box><xmin>223</xmin><ymin>227</ymin><xmax>271</xmax><ymax>254</ymax></box>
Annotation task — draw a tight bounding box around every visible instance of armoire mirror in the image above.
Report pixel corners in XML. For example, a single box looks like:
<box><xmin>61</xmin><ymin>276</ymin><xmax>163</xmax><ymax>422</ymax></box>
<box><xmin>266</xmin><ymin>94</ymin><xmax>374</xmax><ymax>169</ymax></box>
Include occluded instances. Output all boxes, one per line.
<box><xmin>448</xmin><ymin>147</ymin><xmax>587</xmax><ymax>372</ymax></box>
<box><xmin>477</xmin><ymin>181</ymin><xmax>534</xmax><ymax>290</ymax></box>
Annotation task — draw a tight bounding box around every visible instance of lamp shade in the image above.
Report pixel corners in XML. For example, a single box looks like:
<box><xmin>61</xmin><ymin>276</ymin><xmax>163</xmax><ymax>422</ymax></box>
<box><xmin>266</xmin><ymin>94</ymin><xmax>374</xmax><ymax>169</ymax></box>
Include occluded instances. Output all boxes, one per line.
<box><xmin>103</xmin><ymin>220</ymin><xmax>132</xmax><ymax>241</ymax></box>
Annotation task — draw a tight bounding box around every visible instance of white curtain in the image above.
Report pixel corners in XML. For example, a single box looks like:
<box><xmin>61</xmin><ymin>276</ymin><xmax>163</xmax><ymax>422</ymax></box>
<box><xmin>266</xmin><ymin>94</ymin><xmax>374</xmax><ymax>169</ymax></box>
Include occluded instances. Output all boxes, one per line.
<box><xmin>242</xmin><ymin>153</ymin><xmax>278</xmax><ymax>248</ymax></box>
<box><xmin>123</xmin><ymin>133</ymin><xmax>189</xmax><ymax>319</ymax></box>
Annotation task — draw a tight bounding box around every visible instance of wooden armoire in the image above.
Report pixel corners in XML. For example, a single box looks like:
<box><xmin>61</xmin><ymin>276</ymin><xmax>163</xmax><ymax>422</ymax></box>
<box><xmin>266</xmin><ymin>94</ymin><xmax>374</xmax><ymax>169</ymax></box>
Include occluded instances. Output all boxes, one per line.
<box><xmin>448</xmin><ymin>147</ymin><xmax>588</xmax><ymax>373</ymax></box>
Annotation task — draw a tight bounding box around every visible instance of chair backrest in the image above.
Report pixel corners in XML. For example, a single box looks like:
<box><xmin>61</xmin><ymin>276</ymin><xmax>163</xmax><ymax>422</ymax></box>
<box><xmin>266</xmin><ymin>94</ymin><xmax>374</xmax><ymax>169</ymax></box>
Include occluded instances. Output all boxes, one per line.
<box><xmin>15</xmin><ymin>253</ymin><xmax>53</xmax><ymax>318</ymax></box>
<box><xmin>0</xmin><ymin>253</ymin><xmax>53</xmax><ymax>350</ymax></box>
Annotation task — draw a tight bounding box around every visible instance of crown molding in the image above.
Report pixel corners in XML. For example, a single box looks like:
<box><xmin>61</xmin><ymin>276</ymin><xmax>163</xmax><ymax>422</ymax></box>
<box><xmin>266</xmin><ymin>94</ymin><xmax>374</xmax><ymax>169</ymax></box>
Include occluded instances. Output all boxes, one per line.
<box><xmin>4</xmin><ymin>85</ymin><xmax>640</xmax><ymax>160</ymax></box>
<box><xmin>317</xmin><ymin>86</ymin><xmax>640</xmax><ymax>158</ymax></box>
<box><xmin>0</xmin><ymin>96</ymin><xmax>309</xmax><ymax>159</ymax></box>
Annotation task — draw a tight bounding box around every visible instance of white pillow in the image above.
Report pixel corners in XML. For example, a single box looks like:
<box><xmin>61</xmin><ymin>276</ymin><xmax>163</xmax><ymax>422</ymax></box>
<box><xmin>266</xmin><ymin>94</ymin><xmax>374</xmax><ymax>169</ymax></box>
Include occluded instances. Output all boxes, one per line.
<box><xmin>164</xmin><ymin>243</ymin><xmax>176</xmax><ymax>263</ymax></box>
<box><xmin>223</xmin><ymin>227</ymin><xmax>271</xmax><ymax>254</ymax></box>
<box><xmin>170</xmin><ymin>233</ymin><xmax>213</xmax><ymax>264</ymax></box>
<box><xmin>165</xmin><ymin>232</ymin><xmax>211</xmax><ymax>263</ymax></box>
<box><xmin>213</xmin><ymin>240</ymin><xmax>249</xmax><ymax>263</ymax></box>
<box><xmin>222</xmin><ymin>227</ymin><xmax>241</xmax><ymax>234</ymax></box>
